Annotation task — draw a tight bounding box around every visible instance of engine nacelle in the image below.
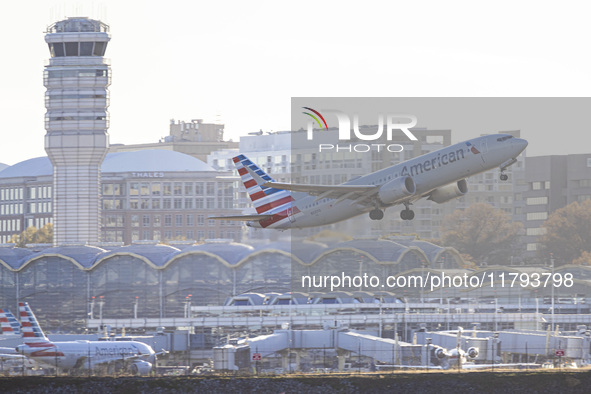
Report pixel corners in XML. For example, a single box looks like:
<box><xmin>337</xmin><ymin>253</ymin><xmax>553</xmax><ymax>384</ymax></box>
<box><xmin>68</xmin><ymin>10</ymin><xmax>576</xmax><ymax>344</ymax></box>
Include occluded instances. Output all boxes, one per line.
<box><xmin>467</xmin><ymin>347</ymin><xmax>479</xmax><ymax>359</ymax></box>
<box><xmin>434</xmin><ymin>347</ymin><xmax>448</xmax><ymax>360</ymax></box>
<box><xmin>377</xmin><ymin>176</ymin><xmax>416</xmax><ymax>205</ymax></box>
<box><xmin>130</xmin><ymin>360</ymin><xmax>152</xmax><ymax>375</ymax></box>
<box><xmin>427</xmin><ymin>179</ymin><xmax>468</xmax><ymax>204</ymax></box>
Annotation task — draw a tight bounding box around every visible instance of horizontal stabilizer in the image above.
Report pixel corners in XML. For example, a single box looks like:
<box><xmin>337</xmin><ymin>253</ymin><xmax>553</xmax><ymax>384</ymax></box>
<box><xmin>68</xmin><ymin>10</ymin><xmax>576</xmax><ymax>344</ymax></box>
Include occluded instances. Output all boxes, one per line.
<box><xmin>209</xmin><ymin>214</ymin><xmax>274</xmax><ymax>222</ymax></box>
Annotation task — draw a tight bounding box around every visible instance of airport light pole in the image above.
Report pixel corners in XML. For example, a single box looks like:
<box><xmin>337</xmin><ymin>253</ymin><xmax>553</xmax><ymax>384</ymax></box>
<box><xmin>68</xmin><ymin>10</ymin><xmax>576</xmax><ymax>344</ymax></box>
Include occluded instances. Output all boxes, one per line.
<box><xmin>426</xmin><ymin>338</ymin><xmax>432</xmax><ymax>370</ymax></box>
<box><xmin>133</xmin><ymin>296</ymin><xmax>139</xmax><ymax>319</ymax></box>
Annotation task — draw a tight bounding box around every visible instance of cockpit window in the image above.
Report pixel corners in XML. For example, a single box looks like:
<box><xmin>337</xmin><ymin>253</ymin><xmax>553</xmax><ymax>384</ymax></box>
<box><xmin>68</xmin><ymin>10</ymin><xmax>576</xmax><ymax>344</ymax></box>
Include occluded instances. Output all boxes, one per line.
<box><xmin>497</xmin><ymin>136</ymin><xmax>514</xmax><ymax>142</ymax></box>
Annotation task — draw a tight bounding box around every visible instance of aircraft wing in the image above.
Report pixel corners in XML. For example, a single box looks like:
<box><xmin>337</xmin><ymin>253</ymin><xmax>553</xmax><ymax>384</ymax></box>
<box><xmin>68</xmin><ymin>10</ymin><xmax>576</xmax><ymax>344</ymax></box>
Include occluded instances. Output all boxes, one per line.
<box><xmin>209</xmin><ymin>214</ymin><xmax>274</xmax><ymax>222</ymax></box>
<box><xmin>242</xmin><ymin>160</ymin><xmax>380</xmax><ymax>203</ymax></box>
<box><xmin>0</xmin><ymin>354</ymin><xmax>26</xmax><ymax>360</ymax></box>
<box><xmin>263</xmin><ymin>181</ymin><xmax>379</xmax><ymax>202</ymax></box>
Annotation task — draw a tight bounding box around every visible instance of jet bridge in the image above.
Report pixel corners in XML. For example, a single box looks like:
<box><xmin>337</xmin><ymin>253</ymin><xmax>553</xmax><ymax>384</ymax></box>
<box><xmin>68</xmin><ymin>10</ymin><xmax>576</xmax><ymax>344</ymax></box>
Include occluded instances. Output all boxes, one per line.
<box><xmin>214</xmin><ymin>328</ymin><xmax>425</xmax><ymax>371</ymax></box>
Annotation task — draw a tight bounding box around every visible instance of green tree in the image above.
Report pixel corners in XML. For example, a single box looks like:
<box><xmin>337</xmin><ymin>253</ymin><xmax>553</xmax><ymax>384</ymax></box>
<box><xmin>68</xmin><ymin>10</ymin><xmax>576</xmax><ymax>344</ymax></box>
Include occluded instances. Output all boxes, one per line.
<box><xmin>10</xmin><ymin>223</ymin><xmax>53</xmax><ymax>247</ymax></box>
<box><xmin>540</xmin><ymin>200</ymin><xmax>591</xmax><ymax>265</ymax></box>
<box><xmin>440</xmin><ymin>203</ymin><xmax>522</xmax><ymax>264</ymax></box>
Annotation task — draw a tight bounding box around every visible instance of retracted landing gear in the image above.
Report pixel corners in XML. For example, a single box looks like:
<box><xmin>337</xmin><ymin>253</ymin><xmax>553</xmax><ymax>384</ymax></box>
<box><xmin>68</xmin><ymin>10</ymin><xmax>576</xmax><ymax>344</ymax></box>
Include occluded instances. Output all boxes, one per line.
<box><xmin>369</xmin><ymin>209</ymin><xmax>384</xmax><ymax>220</ymax></box>
<box><xmin>499</xmin><ymin>172</ymin><xmax>509</xmax><ymax>181</ymax></box>
<box><xmin>400</xmin><ymin>201</ymin><xmax>415</xmax><ymax>221</ymax></box>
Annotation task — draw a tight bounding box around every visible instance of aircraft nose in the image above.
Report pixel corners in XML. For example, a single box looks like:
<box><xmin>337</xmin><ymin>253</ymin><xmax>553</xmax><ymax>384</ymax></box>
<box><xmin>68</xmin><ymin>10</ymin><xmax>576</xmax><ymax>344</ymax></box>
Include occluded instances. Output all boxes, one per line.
<box><xmin>514</xmin><ymin>138</ymin><xmax>528</xmax><ymax>152</ymax></box>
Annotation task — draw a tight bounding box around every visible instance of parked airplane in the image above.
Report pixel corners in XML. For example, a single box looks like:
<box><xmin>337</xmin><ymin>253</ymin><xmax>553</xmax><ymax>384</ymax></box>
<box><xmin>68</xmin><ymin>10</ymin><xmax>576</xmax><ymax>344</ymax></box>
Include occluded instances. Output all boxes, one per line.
<box><xmin>213</xmin><ymin>134</ymin><xmax>527</xmax><ymax>229</ymax></box>
<box><xmin>13</xmin><ymin>302</ymin><xmax>159</xmax><ymax>375</ymax></box>
<box><xmin>0</xmin><ymin>308</ymin><xmax>25</xmax><ymax>359</ymax></box>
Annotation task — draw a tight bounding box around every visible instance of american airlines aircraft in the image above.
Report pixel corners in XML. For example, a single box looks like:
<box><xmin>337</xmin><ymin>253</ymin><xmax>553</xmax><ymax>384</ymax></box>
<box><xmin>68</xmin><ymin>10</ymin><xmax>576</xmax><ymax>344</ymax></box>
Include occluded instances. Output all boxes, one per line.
<box><xmin>213</xmin><ymin>134</ymin><xmax>527</xmax><ymax>229</ymax></box>
<box><xmin>13</xmin><ymin>303</ymin><xmax>158</xmax><ymax>375</ymax></box>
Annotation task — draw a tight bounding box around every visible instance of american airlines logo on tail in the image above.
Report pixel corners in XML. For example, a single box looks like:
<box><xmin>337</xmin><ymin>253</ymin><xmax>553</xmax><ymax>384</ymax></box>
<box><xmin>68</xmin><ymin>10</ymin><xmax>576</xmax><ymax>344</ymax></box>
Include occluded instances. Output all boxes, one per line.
<box><xmin>233</xmin><ymin>155</ymin><xmax>300</xmax><ymax>228</ymax></box>
<box><xmin>0</xmin><ymin>308</ymin><xmax>21</xmax><ymax>336</ymax></box>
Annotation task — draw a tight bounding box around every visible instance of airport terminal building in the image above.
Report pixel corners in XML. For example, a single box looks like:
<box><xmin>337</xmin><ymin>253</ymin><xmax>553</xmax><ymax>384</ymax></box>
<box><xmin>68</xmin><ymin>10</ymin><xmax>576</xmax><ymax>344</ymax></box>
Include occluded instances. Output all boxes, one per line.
<box><xmin>0</xmin><ymin>149</ymin><xmax>241</xmax><ymax>245</ymax></box>
<box><xmin>0</xmin><ymin>237</ymin><xmax>466</xmax><ymax>331</ymax></box>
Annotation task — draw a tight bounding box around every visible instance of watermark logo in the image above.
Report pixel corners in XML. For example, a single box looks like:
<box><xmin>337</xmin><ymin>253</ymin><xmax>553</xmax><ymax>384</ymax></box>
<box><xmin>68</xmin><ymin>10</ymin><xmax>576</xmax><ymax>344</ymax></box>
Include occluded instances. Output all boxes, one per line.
<box><xmin>302</xmin><ymin>107</ymin><xmax>328</xmax><ymax>130</ymax></box>
<box><xmin>303</xmin><ymin>108</ymin><xmax>418</xmax><ymax>152</ymax></box>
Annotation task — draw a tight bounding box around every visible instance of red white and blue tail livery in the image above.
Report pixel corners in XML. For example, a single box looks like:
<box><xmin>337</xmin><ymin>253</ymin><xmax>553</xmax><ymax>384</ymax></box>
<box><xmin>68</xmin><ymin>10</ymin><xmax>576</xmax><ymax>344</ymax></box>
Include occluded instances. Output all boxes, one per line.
<box><xmin>0</xmin><ymin>307</ymin><xmax>21</xmax><ymax>336</ymax></box>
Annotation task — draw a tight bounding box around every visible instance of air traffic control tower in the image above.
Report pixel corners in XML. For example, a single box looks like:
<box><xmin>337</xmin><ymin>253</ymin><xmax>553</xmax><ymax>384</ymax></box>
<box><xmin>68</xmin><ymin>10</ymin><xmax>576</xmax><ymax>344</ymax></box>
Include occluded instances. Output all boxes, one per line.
<box><xmin>44</xmin><ymin>18</ymin><xmax>111</xmax><ymax>245</ymax></box>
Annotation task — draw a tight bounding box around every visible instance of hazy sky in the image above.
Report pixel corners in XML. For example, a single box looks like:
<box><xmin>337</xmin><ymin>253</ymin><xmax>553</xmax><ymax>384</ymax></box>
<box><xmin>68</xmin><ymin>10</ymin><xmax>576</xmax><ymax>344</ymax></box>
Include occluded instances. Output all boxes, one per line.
<box><xmin>1</xmin><ymin>1</ymin><xmax>591</xmax><ymax>165</ymax></box>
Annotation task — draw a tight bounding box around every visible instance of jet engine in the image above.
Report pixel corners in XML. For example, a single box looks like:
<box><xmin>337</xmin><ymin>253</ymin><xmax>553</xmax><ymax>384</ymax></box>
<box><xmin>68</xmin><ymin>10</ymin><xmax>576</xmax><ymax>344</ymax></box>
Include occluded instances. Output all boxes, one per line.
<box><xmin>130</xmin><ymin>360</ymin><xmax>152</xmax><ymax>375</ymax></box>
<box><xmin>377</xmin><ymin>176</ymin><xmax>416</xmax><ymax>205</ymax></box>
<box><xmin>427</xmin><ymin>179</ymin><xmax>468</xmax><ymax>204</ymax></box>
<box><xmin>434</xmin><ymin>347</ymin><xmax>448</xmax><ymax>360</ymax></box>
<box><xmin>467</xmin><ymin>347</ymin><xmax>479</xmax><ymax>359</ymax></box>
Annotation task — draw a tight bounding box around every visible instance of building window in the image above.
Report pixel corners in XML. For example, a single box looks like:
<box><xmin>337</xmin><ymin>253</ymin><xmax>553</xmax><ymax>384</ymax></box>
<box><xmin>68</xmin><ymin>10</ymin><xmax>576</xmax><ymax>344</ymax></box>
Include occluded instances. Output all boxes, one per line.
<box><xmin>175</xmin><ymin>214</ymin><xmax>183</xmax><ymax>226</ymax></box>
<box><xmin>526</xmin><ymin>243</ymin><xmax>538</xmax><ymax>251</ymax></box>
<box><xmin>151</xmin><ymin>183</ymin><xmax>161</xmax><ymax>196</ymax></box>
<box><xmin>153</xmin><ymin>230</ymin><xmax>161</xmax><ymax>241</ymax></box>
<box><xmin>187</xmin><ymin>215</ymin><xmax>194</xmax><ymax>226</ymax></box>
<box><xmin>196</xmin><ymin>198</ymin><xmax>204</xmax><ymax>209</ymax></box>
<box><xmin>206</xmin><ymin>182</ymin><xmax>215</xmax><ymax>195</ymax></box>
<box><xmin>526</xmin><ymin>227</ymin><xmax>547</xmax><ymax>236</ymax></box>
<box><xmin>163</xmin><ymin>199</ymin><xmax>171</xmax><ymax>209</ymax></box>
<box><xmin>152</xmin><ymin>199</ymin><xmax>161</xmax><ymax>209</ymax></box>
<box><xmin>153</xmin><ymin>215</ymin><xmax>161</xmax><ymax>227</ymax></box>
<box><xmin>142</xmin><ymin>215</ymin><xmax>150</xmax><ymax>227</ymax></box>
<box><xmin>195</xmin><ymin>183</ymin><xmax>203</xmax><ymax>195</ymax></box>
<box><xmin>526</xmin><ymin>212</ymin><xmax>548</xmax><ymax>221</ymax></box>
<box><xmin>141</xmin><ymin>199</ymin><xmax>150</xmax><ymax>209</ymax></box>
<box><xmin>131</xmin><ymin>215</ymin><xmax>139</xmax><ymax>227</ymax></box>
<box><xmin>526</xmin><ymin>196</ymin><xmax>548</xmax><ymax>205</ymax></box>
<box><xmin>186</xmin><ymin>230</ymin><xmax>194</xmax><ymax>240</ymax></box>
<box><xmin>185</xmin><ymin>199</ymin><xmax>193</xmax><ymax>209</ymax></box>
<box><xmin>197</xmin><ymin>215</ymin><xmax>204</xmax><ymax>225</ymax></box>
<box><xmin>163</xmin><ymin>183</ymin><xmax>172</xmax><ymax>196</ymax></box>
<box><xmin>174</xmin><ymin>182</ymin><xmax>182</xmax><ymax>196</ymax></box>
<box><xmin>174</xmin><ymin>198</ymin><xmax>182</xmax><ymax>209</ymax></box>
<box><xmin>184</xmin><ymin>183</ymin><xmax>194</xmax><ymax>195</ymax></box>
<box><xmin>164</xmin><ymin>215</ymin><xmax>172</xmax><ymax>227</ymax></box>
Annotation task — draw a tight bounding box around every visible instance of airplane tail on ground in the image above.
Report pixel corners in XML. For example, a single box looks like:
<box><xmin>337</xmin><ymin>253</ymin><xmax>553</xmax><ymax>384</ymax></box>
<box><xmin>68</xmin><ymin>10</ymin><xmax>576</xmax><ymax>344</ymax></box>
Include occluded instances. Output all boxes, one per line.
<box><xmin>233</xmin><ymin>154</ymin><xmax>294</xmax><ymax>215</ymax></box>
<box><xmin>19</xmin><ymin>302</ymin><xmax>48</xmax><ymax>342</ymax></box>
<box><xmin>0</xmin><ymin>308</ymin><xmax>21</xmax><ymax>336</ymax></box>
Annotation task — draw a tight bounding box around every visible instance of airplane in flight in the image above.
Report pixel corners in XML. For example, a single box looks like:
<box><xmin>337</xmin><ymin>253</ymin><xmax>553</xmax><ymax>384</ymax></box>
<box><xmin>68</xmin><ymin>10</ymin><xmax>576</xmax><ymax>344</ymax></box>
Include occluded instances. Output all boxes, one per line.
<box><xmin>213</xmin><ymin>134</ymin><xmax>527</xmax><ymax>229</ymax></box>
<box><xmin>12</xmin><ymin>302</ymin><xmax>160</xmax><ymax>375</ymax></box>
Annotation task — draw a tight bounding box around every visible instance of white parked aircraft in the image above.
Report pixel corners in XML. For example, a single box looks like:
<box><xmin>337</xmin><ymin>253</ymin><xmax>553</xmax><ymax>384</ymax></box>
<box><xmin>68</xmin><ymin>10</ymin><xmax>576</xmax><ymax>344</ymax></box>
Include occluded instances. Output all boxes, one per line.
<box><xmin>13</xmin><ymin>302</ymin><xmax>159</xmax><ymax>375</ymax></box>
<box><xmin>213</xmin><ymin>134</ymin><xmax>527</xmax><ymax>229</ymax></box>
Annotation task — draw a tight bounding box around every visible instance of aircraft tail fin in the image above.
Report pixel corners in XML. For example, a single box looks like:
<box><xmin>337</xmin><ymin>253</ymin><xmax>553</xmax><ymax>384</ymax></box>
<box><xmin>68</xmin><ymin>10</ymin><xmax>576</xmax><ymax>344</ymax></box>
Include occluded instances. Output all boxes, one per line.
<box><xmin>19</xmin><ymin>302</ymin><xmax>48</xmax><ymax>342</ymax></box>
<box><xmin>233</xmin><ymin>155</ymin><xmax>294</xmax><ymax>215</ymax></box>
<box><xmin>0</xmin><ymin>308</ymin><xmax>21</xmax><ymax>336</ymax></box>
